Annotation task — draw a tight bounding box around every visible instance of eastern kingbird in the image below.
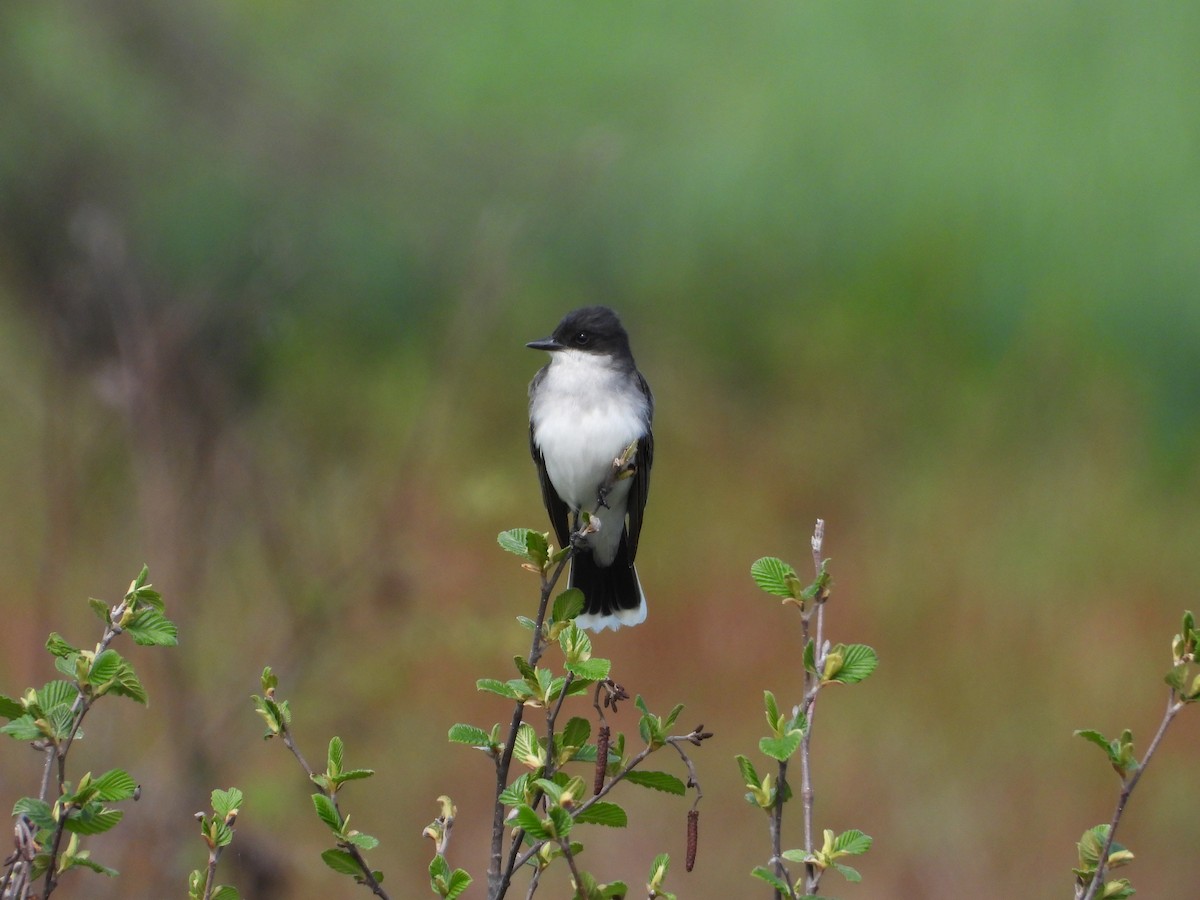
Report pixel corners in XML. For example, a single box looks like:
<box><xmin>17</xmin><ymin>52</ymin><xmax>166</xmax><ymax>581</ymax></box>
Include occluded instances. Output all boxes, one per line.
<box><xmin>527</xmin><ymin>306</ymin><xmax>654</xmax><ymax>631</ymax></box>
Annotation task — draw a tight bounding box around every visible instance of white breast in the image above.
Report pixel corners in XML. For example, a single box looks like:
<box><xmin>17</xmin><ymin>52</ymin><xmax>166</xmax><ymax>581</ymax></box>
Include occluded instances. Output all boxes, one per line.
<box><xmin>530</xmin><ymin>350</ymin><xmax>649</xmax><ymax>514</ymax></box>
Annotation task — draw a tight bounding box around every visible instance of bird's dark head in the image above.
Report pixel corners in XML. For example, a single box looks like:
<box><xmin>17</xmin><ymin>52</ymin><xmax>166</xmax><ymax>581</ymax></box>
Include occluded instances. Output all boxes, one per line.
<box><xmin>526</xmin><ymin>306</ymin><xmax>634</xmax><ymax>360</ymax></box>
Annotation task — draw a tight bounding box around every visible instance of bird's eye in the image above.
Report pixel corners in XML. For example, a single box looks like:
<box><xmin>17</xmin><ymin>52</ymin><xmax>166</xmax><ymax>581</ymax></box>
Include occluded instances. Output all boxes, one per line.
<box><xmin>571</xmin><ymin>331</ymin><xmax>590</xmax><ymax>347</ymax></box>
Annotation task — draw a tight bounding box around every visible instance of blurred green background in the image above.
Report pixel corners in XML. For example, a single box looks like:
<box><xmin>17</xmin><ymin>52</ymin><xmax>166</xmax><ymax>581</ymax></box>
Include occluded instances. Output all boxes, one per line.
<box><xmin>2</xmin><ymin>2</ymin><xmax>1199</xmax><ymax>897</ymax></box>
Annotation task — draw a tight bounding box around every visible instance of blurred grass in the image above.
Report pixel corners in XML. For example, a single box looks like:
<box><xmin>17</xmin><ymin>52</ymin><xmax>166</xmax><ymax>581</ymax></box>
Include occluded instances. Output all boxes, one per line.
<box><xmin>1</xmin><ymin>1</ymin><xmax>1200</xmax><ymax>897</ymax></box>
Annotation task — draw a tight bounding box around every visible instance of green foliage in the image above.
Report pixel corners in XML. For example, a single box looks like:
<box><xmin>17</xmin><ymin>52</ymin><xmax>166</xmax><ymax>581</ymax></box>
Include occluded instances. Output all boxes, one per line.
<box><xmin>1073</xmin><ymin>825</ymin><xmax>1135</xmax><ymax>899</ymax></box>
<box><xmin>498</xmin><ymin>528</ymin><xmax>552</xmax><ymax>570</ymax></box>
<box><xmin>623</xmin><ymin>770</ymin><xmax>686</xmax><ymax>795</ymax></box>
<box><xmin>1</xmin><ymin>567</ymin><xmax>175</xmax><ymax>895</ymax></box>
<box><xmin>251</xmin><ymin>671</ymin><xmax>387</xmax><ymax>894</ymax></box>
<box><xmin>251</xmin><ymin>667</ymin><xmax>292</xmax><ymax>738</ymax></box>
<box><xmin>635</xmin><ymin>695</ymin><xmax>684</xmax><ymax>750</ymax></box>
<box><xmin>435</xmin><ymin>527</ymin><xmax>710</xmax><ymax>897</ymax></box>
<box><xmin>1075</xmin><ymin>729</ymin><xmax>1138</xmax><ymax>782</ymax></box>
<box><xmin>785</xmin><ymin>828</ymin><xmax>874</xmax><ymax>884</ymax></box>
<box><xmin>736</xmin><ymin>754</ymin><xmax>789</xmax><ymax>810</ymax></box>
<box><xmin>312</xmin><ymin>736</ymin><xmax>375</xmax><ymax>794</ymax></box>
<box><xmin>820</xmin><ymin>643</ymin><xmax>879</xmax><ymax>686</ymax></box>
<box><xmin>428</xmin><ymin>853</ymin><xmax>472</xmax><ymax>900</ymax></box>
<box><xmin>742</xmin><ymin>541</ymin><xmax>873</xmax><ymax>896</ymax></box>
<box><xmin>646</xmin><ymin>853</ymin><xmax>676</xmax><ymax>900</ymax></box>
<box><xmin>1071</xmin><ymin>610</ymin><xmax>1198</xmax><ymax>900</ymax></box>
<box><xmin>307</xmin><ymin>740</ymin><xmax>384</xmax><ymax>881</ymax></box>
<box><xmin>189</xmin><ymin>788</ymin><xmax>244</xmax><ymax>900</ymax></box>
<box><xmin>759</xmin><ymin>690</ymin><xmax>805</xmax><ymax>762</ymax></box>
<box><xmin>750</xmin><ymin>556</ymin><xmax>801</xmax><ymax>599</ymax></box>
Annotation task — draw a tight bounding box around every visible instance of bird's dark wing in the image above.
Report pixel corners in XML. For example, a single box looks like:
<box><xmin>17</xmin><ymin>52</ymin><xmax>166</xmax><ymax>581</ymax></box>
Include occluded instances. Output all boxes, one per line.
<box><xmin>625</xmin><ymin>430</ymin><xmax>652</xmax><ymax>562</ymax></box>
<box><xmin>625</xmin><ymin>373</ymin><xmax>654</xmax><ymax>562</ymax></box>
<box><xmin>530</xmin><ymin>422</ymin><xmax>571</xmax><ymax>550</ymax></box>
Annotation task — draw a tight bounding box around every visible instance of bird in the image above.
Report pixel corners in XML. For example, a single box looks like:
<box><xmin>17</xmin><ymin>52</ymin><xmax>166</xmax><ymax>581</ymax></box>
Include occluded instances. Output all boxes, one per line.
<box><xmin>527</xmin><ymin>306</ymin><xmax>653</xmax><ymax>631</ymax></box>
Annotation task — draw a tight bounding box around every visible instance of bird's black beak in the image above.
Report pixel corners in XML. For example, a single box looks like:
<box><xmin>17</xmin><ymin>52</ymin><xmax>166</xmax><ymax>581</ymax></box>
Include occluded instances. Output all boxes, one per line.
<box><xmin>526</xmin><ymin>337</ymin><xmax>563</xmax><ymax>352</ymax></box>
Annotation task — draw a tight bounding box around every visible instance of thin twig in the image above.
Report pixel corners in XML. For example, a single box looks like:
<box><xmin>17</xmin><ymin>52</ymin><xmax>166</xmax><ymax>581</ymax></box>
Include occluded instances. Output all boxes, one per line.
<box><xmin>491</xmin><ymin>533</ymin><xmax>574</xmax><ymax>898</ymax></box>
<box><xmin>1078</xmin><ymin>694</ymin><xmax>1186</xmax><ymax>900</ymax></box>
<box><xmin>39</xmin><ymin>591</ymin><xmax>139</xmax><ymax>898</ymax></box>
<box><xmin>280</xmin><ymin>724</ymin><xmax>388</xmax><ymax>898</ymax></box>
<box><xmin>491</xmin><ymin>446</ymin><xmax>640</xmax><ymax>899</ymax></box>
<box><xmin>509</xmin><ymin>726</ymin><xmax>712</xmax><ymax>874</ymax></box>
<box><xmin>800</xmin><ymin>519</ymin><xmax>826</xmax><ymax>896</ymax></box>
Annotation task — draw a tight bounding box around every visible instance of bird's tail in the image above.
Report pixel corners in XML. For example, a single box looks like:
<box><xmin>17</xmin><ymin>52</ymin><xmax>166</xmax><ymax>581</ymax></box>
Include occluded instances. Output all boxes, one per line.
<box><xmin>570</xmin><ymin>533</ymin><xmax>647</xmax><ymax>632</ymax></box>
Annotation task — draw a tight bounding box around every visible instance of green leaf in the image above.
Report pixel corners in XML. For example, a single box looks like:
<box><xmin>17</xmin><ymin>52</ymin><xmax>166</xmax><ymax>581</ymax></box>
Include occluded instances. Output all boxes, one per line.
<box><xmin>624</xmin><ymin>770</ymin><xmax>686</xmax><ymax>795</ymax></box>
<box><xmin>1</xmin><ymin>715</ymin><xmax>42</xmax><ymax>741</ymax></box>
<box><xmin>751</xmin><ymin>866</ymin><xmax>793</xmax><ymax>895</ymax></box>
<box><xmin>513</xmin><ymin>805</ymin><xmax>550</xmax><ymax>840</ymax></box>
<box><xmin>1100</xmin><ymin>882</ymin><xmax>1135</xmax><ymax>900</ymax></box>
<box><xmin>832</xmin><ymin>862</ymin><xmax>861</xmax><ymax>883</ymax></box>
<box><xmin>110</xmin><ymin>660</ymin><xmax>149</xmax><ymax>705</ymax></box>
<box><xmin>55</xmin><ymin>654</ymin><xmax>80</xmax><ymax>679</ymax></box>
<box><xmin>312</xmin><ymin>794</ymin><xmax>342</xmax><ymax>833</ymax></box>
<box><xmin>760</xmin><ymin>731</ymin><xmax>803</xmax><ymax>762</ymax></box>
<box><xmin>449</xmin><ymin>724</ymin><xmax>494</xmax><ymax>747</ymax></box>
<box><xmin>803</xmin><ymin>639</ymin><xmax>817</xmax><ymax>674</ymax></box>
<box><xmin>648</xmin><ymin>852</ymin><xmax>670</xmax><ymax>886</ymax></box>
<box><xmin>552</xmin><ymin>589</ymin><xmax>585</xmax><ymax>623</ymax></box>
<box><xmin>46</xmin><ymin>633</ymin><xmax>79</xmax><ymax>659</ymax></box>
<box><xmin>321</xmin><ymin>848</ymin><xmax>361</xmax><ymax>876</ymax></box>
<box><xmin>89</xmin><ymin>650</ymin><xmax>123</xmax><ymax>688</ymax></box>
<box><xmin>566</xmin><ymin>658</ymin><xmax>611</xmax><ymax>681</ymax></box>
<box><xmin>328</xmin><ymin>736</ymin><xmax>345</xmax><ymax>776</ymax></box>
<box><xmin>559</xmin><ymin>622</ymin><xmax>593</xmax><ymax>659</ymax></box>
<box><xmin>124</xmin><ymin>609</ymin><xmax>179</xmax><ymax>647</ymax></box>
<box><xmin>498</xmin><ymin>528</ymin><xmax>546</xmax><ymax>563</ymax></box>
<box><xmin>547</xmin><ymin>806</ymin><xmax>573</xmax><ymax>838</ymax></box>
<box><xmin>46</xmin><ymin>702</ymin><xmax>77</xmax><ymax>739</ymax></box>
<box><xmin>513</xmin><ymin>655</ymin><xmax>537</xmax><ymax>682</ymax></box>
<box><xmin>476</xmin><ymin>678</ymin><xmax>521</xmax><ymax>700</ymax></box>
<box><xmin>208</xmin><ymin>820</ymin><xmax>235</xmax><ymax>849</ymax></box>
<box><xmin>0</xmin><ymin>694</ymin><xmax>23</xmax><ymax>720</ymax></box>
<box><xmin>1165</xmin><ymin>663</ymin><xmax>1188</xmax><ymax>692</ymax></box>
<box><xmin>833</xmin><ymin>829</ymin><xmax>872</xmax><ymax>855</ymax></box>
<box><xmin>498</xmin><ymin>773</ymin><xmax>534</xmax><ymax>807</ymax></box>
<box><xmin>560</xmin><ymin>716</ymin><xmax>591</xmax><ymax>750</ymax></box>
<box><xmin>751</xmin><ymin>557</ymin><xmax>799</xmax><ymax>598</ymax></box>
<box><xmin>1077</xmin><ymin>824</ymin><xmax>1133</xmax><ymax>870</ymax></box>
<box><xmin>763</xmin><ymin>690</ymin><xmax>781</xmax><ymax>728</ymax></box>
<box><xmin>13</xmin><ymin>797</ymin><xmax>54</xmax><ymax>830</ymax></box>
<box><xmin>513</xmin><ymin>723</ymin><xmax>545</xmax><ymax>769</ymax></box>
<box><xmin>574</xmin><ymin>801</ymin><xmax>627</xmax><ymax>827</ymax></box>
<box><xmin>88</xmin><ymin>598</ymin><xmax>111</xmax><ymax>623</ymax></box>
<box><xmin>662</xmin><ymin>702</ymin><xmax>684</xmax><ymax>732</ymax></box>
<box><xmin>429</xmin><ymin>854</ymin><xmax>449</xmax><ymax>881</ymax></box>
<box><xmin>130</xmin><ymin>564</ymin><xmax>150</xmax><ymax>592</ymax></box>
<box><xmin>91</xmin><ymin>769</ymin><xmax>137</xmax><ymax>802</ymax></box>
<box><xmin>211</xmin><ymin>788</ymin><xmax>243</xmax><ymax>818</ymax></box>
<box><xmin>39</xmin><ymin>679</ymin><xmax>79</xmax><ymax>711</ymax></box>
<box><xmin>444</xmin><ymin>869</ymin><xmax>472</xmax><ymax>900</ymax></box>
<box><xmin>525</xmin><ymin>530</ymin><xmax>550</xmax><ymax>567</ymax></box>
<box><xmin>211</xmin><ymin>887</ymin><xmax>241</xmax><ymax>900</ymax></box>
<box><xmin>63</xmin><ymin>854</ymin><xmax>118</xmax><ymax>877</ymax></box>
<box><xmin>735</xmin><ymin>754</ymin><xmax>760</xmax><ymax>788</ymax></box>
<box><xmin>825</xmin><ymin>644</ymin><xmax>878</xmax><ymax>684</ymax></box>
<box><xmin>251</xmin><ymin>695</ymin><xmax>286</xmax><ymax>737</ymax></box>
<box><xmin>1075</xmin><ymin>729</ymin><xmax>1113</xmax><ymax>757</ymax></box>
<box><xmin>260</xmin><ymin>667</ymin><xmax>278</xmax><ymax>693</ymax></box>
<box><xmin>64</xmin><ymin>805</ymin><xmax>123</xmax><ymax>835</ymax></box>
<box><xmin>334</xmin><ymin>768</ymin><xmax>374</xmax><ymax>785</ymax></box>
<box><xmin>345</xmin><ymin>831</ymin><xmax>379</xmax><ymax>850</ymax></box>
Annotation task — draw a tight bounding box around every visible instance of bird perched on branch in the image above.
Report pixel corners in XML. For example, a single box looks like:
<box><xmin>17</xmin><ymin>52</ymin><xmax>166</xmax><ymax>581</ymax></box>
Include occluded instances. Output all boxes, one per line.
<box><xmin>527</xmin><ymin>306</ymin><xmax>653</xmax><ymax>631</ymax></box>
